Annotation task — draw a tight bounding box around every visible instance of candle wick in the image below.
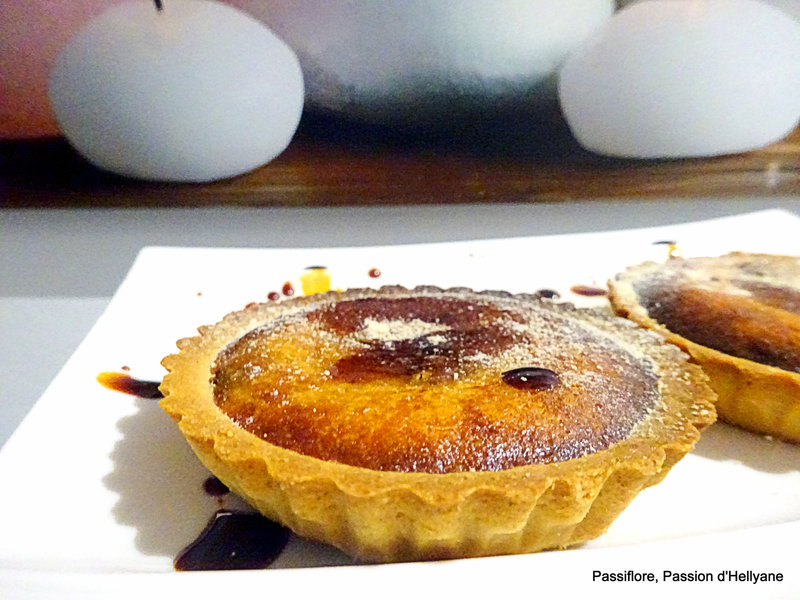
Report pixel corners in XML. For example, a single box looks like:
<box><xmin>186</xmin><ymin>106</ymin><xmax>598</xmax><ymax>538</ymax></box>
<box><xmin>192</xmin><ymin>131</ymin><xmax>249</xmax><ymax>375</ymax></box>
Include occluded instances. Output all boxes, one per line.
<box><xmin>154</xmin><ymin>0</ymin><xmax>163</xmax><ymax>11</ymax></box>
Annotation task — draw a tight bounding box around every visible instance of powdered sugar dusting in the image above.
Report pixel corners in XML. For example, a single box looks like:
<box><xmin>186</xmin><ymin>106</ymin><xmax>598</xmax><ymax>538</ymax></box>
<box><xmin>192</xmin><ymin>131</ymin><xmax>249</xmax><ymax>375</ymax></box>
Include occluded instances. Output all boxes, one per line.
<box><xmin>356</xmin><ymin>317</ymin><xmax>449</xmax><ymax>342</ymax></box>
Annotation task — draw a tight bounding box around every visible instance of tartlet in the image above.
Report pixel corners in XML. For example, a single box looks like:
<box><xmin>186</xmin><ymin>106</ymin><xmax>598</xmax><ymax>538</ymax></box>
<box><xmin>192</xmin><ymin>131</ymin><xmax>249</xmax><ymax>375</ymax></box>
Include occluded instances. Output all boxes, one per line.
<box><xmin>160</xmin><ymin>286</ymin><xmax>715</xmax><ymax>562</ymax></box>
<box><xmin>609</xmin><ymin>252</ymin><xmax>800</xmax><ymax>443</ymax></box>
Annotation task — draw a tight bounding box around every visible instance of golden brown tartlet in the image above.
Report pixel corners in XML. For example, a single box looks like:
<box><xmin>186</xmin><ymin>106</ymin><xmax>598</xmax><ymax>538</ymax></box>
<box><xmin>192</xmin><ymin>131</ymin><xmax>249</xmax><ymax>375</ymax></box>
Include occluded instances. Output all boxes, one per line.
<box><xmin>609</xmin><ymin>252</ymin><xmax>800</xmax><ymax>444</ymax></box>
<box><xmin>160</xmin><ymin>286</ymin><xmax>715</xmax><ymax>562</ymax></box>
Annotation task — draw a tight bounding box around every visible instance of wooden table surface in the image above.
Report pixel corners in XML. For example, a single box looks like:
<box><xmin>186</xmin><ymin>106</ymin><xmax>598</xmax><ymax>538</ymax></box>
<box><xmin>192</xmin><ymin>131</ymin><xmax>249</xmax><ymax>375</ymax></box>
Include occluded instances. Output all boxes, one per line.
<box><xmin>3</xmin><ymin>110</ymin><xmax>800</xmax><ymax>206</ymax></box>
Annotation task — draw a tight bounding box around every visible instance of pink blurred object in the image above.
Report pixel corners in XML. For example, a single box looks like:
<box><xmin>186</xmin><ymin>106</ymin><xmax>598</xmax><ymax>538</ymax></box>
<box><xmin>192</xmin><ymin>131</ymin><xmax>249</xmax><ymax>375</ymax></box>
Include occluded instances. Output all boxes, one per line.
<box><xmin>0</xmin><ymin>0</ymin><xmax>270</xmax><ymax>139</ymax></box>
<box><xmin>0</xmin><ymin>0</ymin><xmax>129</xmax><ymax>138</ymax></box>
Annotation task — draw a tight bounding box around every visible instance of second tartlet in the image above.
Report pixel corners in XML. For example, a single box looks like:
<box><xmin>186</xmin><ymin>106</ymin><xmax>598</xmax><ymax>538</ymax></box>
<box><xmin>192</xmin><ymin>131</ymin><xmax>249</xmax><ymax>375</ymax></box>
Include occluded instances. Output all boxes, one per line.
<box><xmin>609</xmin><ymin>252</ymin><xmax>800</xmax><ymax>443</ymax></box>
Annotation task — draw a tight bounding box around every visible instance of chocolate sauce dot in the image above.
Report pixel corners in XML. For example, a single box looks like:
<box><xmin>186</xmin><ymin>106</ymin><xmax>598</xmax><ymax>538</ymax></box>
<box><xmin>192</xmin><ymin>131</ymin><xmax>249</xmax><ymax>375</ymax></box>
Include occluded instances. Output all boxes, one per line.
<box><xmin>202</xmin><ymin>476</ymin><xmax>230</xmax><ymax>497</ymax></box>
<box><xmin>368</xmin><ymin>268</ymin><xmax>381</xmax><ymax>278</ymax></box>
<box><xmin>174</xmin><ymin>510</ymin><xmax>290</xmax><ymax>571</ymax></box>
<box><xmin>282</xmin><ymin>282</ymin><xmax>295</xmax><ymax>296</ymax></box>
<box><xmin>534</xmin><ymin>289</ymin><xmax>560</xmax><ymax>299</ymax></box>
<box><xmin>570</xmin><ymin>285</ymin><xmax>608</xmax><ymax>297</ymax></box>
<box><xmin>267</xmin><ymin>291</ymin><xmax>280</xmax><ymax>301</ymax></box>
<box><xmin>501</xmin><ymin>367</ymin><xmax>560</xmax><ymax>391</ymax></box>
<box><xmin>96</xmin><ymin>372</ymin><xmax>163</xmax><ymax>399</ymax></box>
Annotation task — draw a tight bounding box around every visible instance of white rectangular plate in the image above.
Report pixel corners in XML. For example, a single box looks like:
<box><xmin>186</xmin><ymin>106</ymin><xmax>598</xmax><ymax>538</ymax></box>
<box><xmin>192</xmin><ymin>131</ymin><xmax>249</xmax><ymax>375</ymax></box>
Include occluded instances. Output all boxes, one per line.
<box><xmin>1</xmin><ymin>209</ymin><xmax>799</xmax><ymax>598</ymax></box>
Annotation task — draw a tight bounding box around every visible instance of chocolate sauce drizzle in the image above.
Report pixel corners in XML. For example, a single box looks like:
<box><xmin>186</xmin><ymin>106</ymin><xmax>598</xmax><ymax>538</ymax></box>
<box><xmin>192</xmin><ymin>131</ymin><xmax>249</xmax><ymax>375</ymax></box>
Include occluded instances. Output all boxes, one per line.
<box><xmin>96</xmin><ymin>372</ymin><xmax>163</xmax><ymax>399</ymax></box>
<box><xmin>174</xmin><ymin>509</ymin><xmax>290</xmax><ymax>571</ymax></box>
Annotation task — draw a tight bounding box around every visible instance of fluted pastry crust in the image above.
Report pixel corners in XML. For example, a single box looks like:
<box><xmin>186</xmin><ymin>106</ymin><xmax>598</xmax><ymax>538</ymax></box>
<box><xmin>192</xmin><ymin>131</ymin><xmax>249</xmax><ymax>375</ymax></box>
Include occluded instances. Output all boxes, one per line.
<box><xmin>161</xmin><ymin>286</ymin><xmax>715</xmax><ymax>562</ymax></box>
<box><xmin>609</xmin><ymin>252</ymin><xmax>800</xmax><ymax>443</ymax></box>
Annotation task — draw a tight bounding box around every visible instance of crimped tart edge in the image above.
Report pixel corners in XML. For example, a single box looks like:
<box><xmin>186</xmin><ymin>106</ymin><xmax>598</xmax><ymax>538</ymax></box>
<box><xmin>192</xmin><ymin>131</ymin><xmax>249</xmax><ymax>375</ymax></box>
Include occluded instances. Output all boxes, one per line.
<box><xmin>608</xmin><ymin>256</ymin><xmax>800</xmax><ymax>444</ymax></box>
<box><xmin>160</xmin><ymin>286</ymin><xmax>716</xmax><ymax>561</ymax></box>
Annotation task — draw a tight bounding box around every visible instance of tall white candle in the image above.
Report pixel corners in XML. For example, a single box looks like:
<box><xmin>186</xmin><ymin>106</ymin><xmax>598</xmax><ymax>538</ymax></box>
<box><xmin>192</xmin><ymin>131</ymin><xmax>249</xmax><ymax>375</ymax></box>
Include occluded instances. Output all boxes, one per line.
<box><xmin>49</xmin><ymin>0</ymin><xmax>304</xmax><ymax>182</ymax></box>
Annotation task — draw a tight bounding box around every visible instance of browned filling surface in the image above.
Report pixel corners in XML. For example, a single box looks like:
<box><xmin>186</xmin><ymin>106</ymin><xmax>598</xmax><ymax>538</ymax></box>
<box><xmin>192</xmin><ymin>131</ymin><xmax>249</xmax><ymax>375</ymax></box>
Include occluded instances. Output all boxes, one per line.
<box><xmin>212</xmin><ymin>295</ymin><xmax>659</xmax><ymax>474</ymax></box>
<box><xmin>637</xmin><ymin>282</ymin><xmax>800</xmax><ymax>373</ymax></box>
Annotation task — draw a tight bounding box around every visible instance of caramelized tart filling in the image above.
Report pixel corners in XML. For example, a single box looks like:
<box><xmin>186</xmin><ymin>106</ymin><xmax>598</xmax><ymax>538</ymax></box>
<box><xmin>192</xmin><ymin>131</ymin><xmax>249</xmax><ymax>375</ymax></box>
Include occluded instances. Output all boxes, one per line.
<box><xmin>633</xmin><ymin>262</ymin><xmax>800</xmax><ymax>373</ymax></box>
<box><xmin>212</xmin><ymin>295</ymin><xmax>660</xmax><ymax>474</ymax></box>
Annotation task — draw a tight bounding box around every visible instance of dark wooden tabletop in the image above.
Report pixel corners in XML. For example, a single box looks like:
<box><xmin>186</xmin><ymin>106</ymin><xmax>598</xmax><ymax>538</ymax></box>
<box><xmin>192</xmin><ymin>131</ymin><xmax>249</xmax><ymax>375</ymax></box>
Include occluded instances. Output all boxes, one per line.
<box><xmin>3</xmin><ymin>110</ymin><xmax>799</xmax><ymax>207</ymax></box>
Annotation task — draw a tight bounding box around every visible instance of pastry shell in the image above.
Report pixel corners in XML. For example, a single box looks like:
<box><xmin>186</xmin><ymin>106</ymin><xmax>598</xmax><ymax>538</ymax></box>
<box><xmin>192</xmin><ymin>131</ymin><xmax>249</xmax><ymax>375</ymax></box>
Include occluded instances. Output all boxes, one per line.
<box><xmin>609</xmin><ymin>252</ymin><xmax>800</xmax><ymax>443</ymax></box>
<box><xmin>160</xmin><ymin>286</ymin><xmax>715</xmax><ymax>562</ymax></box>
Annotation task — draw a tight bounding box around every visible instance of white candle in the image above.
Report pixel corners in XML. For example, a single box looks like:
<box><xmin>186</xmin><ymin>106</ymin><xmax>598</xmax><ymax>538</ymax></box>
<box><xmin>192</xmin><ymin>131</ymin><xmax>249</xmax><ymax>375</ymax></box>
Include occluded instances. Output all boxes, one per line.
<box><xmin>49</xmin><ymin>0</ymin><xmax>304</xmax><ymax>182</ymax></box>
<box><xmin>559</xmin><ymin>0</ymin><xmax>800</xmax><ymax>159</ymax></box>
